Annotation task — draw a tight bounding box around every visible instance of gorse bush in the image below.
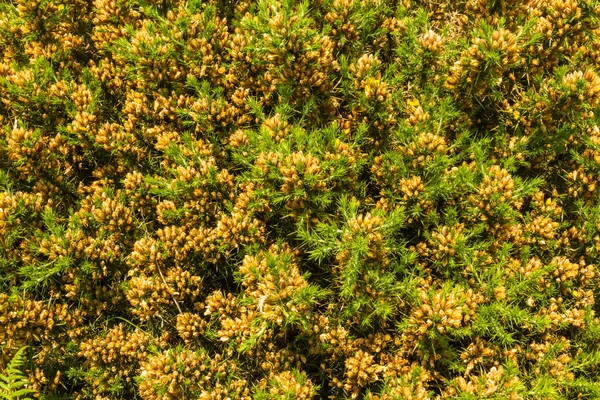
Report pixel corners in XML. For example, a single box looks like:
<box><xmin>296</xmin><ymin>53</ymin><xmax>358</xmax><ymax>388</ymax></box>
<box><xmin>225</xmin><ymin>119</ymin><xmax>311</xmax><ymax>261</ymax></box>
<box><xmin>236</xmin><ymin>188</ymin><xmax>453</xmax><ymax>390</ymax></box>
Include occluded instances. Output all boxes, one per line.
<box><xmin>1</xmin><ymin>0</ymin><xmax>600</xmax><ymax>398</ymax></box>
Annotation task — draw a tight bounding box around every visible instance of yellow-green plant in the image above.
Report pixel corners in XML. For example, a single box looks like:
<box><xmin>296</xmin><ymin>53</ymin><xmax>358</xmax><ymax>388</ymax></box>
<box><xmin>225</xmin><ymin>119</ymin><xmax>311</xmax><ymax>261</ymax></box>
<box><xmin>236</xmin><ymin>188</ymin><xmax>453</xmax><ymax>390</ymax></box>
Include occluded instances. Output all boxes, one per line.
<box><xmin>2</xmin><ymin>0</ymin><xmax>600</xmax><ymax>398</ymax></box>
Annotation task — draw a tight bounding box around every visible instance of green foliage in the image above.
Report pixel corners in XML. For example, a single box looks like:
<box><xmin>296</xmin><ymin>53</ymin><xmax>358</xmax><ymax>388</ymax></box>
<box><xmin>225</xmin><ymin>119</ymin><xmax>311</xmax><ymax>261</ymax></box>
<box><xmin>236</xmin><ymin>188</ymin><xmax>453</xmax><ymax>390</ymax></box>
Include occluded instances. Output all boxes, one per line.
<box><xmin>0</xmin><ymin>348</ymin><xmax>34</xmax><ymax>400</ymax></box>
<box><xmin>2</xmin><ymin>0</ymin><xmax>600</xmax><ymax>398</ymax></box>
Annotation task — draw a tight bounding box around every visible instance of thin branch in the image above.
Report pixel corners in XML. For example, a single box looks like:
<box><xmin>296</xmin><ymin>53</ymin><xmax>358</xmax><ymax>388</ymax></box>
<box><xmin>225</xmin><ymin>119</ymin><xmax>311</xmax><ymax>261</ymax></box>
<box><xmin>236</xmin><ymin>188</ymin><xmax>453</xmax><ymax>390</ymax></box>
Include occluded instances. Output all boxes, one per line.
<box><xmin>156</xmin><ymin>262</ymin><xmax>183</xmax><ymax>315</ymax></box>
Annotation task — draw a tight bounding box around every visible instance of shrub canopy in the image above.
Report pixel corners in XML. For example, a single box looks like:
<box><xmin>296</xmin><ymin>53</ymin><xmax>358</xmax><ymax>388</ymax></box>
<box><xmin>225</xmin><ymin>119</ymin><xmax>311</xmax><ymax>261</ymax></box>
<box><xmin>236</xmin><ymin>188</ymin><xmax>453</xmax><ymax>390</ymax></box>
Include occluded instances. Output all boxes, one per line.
<box><xmin>2</xmin><ymin>0</ymin><xmax>600</xmax><ymax>398</ymax></box>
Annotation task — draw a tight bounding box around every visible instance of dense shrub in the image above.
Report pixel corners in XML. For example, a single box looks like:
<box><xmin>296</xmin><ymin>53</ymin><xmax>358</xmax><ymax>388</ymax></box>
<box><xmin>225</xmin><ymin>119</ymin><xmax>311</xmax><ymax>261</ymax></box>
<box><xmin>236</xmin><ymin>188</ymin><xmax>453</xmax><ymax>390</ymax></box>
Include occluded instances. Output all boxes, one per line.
<box><xmin>2</xmin><ymin>0</ymin><xmax>600</xmax><ymax>398</ymax></box>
